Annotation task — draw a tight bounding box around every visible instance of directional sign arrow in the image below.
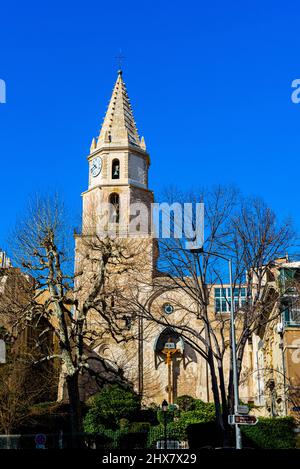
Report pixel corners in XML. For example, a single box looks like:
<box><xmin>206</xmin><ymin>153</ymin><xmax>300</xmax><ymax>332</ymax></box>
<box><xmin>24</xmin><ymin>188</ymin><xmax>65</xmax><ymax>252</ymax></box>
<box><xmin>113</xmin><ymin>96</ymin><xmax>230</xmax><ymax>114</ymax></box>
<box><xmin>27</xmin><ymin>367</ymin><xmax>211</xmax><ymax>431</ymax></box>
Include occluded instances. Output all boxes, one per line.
<box><xmin>228</xmin><ymin>414</ymin><xmax>258</xmax><ymax>425</ymax></box>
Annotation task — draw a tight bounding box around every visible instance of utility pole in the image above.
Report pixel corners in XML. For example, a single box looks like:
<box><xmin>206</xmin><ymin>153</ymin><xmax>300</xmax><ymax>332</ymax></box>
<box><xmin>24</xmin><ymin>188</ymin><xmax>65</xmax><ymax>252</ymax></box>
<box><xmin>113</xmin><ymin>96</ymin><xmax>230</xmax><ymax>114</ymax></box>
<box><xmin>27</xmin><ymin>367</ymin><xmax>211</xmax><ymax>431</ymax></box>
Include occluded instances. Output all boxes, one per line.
<box><xmin>229</xmin><ymin>258</ymin><xmax>242</xmax><ymax>449</ymax></box>
<box><xmin>187</xmin><ymin>247</ymin><xmax>243</xmax><ymax>449</ymax></box>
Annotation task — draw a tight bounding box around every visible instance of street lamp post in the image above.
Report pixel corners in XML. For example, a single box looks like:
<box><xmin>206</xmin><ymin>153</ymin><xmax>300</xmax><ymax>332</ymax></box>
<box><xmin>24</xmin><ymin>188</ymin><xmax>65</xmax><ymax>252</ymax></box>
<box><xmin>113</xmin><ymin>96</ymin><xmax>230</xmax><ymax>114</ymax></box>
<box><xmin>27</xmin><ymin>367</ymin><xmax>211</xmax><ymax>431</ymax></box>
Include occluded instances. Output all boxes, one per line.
<box><xmin>187</xmin><ymin>247</ymin><xmax>242</xmax><ymax>449</ymax></box>
<box><xmin>161</xmin><ymin>399</ymin><xmax>168</xmax><ymax>449</ymax></box>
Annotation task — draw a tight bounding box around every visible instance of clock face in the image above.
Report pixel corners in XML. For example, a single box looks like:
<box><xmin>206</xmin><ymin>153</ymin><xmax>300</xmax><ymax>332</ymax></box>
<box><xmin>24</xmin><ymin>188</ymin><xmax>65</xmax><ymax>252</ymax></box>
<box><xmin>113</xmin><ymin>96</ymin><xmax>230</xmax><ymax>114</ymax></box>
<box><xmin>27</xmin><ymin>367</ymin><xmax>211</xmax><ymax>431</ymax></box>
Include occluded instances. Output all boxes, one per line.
<box><xmin>90</xmin><ymin>156</ymin><xmax>102</xmax><ymax>177</ymax></box>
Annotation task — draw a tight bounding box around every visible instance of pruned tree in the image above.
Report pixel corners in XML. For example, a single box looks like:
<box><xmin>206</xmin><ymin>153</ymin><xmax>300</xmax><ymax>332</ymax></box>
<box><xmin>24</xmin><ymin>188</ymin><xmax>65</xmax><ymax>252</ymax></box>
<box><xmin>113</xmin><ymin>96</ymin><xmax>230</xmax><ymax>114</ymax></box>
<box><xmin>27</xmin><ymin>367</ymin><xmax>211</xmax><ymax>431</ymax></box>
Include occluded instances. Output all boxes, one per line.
<box><xmin>9</xmin><ymin>195</ymin><xmax>146</xmax><ymax>438</ymax></box>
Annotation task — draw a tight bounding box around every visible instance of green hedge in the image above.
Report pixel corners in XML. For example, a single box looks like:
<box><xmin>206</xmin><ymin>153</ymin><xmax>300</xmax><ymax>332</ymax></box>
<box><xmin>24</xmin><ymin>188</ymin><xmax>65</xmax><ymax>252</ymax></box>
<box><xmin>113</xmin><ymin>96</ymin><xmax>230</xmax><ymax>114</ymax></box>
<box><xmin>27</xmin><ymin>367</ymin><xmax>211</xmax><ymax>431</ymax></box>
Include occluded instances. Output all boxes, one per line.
<box><xmin>241</xmin><ymin>417</ymin><xmax>296</xmax><ymax>449</ymax></box>
<box><xmin>147</xmin><ymin>422</ymin><xmax>187</xmax><ymax>447</ymax></box>
<box><xmin>175</xmin><ymin>395</ymin><xmax>215</xmax><ymax>420</ymax></box>
<box><xmin>84</xmin><ymin>385</ymin><xmax>141</xmax><ymax>431</ymax></box>
<box><xmin>175</xmin><ymin>395</ymin><xmax>196</xmax><ymax>411</ymax></box>
<box><xmin>157</xmin><ymin>410</ymin><xmax>175</xmax><ymax>425</ymax></box>
<box><xmin>129</xmin><ymin>422</ymin><xmax>151</xmax><ymax>433</ymax></box>
<box><xmin>148</xmin><ymin>397</ymin><xmax>217</xmax><ymax>448</ymax></box>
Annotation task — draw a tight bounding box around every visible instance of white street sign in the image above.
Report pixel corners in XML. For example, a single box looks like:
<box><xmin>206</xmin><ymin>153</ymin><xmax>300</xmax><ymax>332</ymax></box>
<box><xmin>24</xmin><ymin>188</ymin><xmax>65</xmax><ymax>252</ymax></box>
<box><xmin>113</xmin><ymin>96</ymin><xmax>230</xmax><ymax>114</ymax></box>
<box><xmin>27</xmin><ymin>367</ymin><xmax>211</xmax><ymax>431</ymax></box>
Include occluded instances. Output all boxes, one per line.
<box><xmin>237</xmin><ymin>404</ymin><xmax>249</xmax><ymax>415</ymax></box>
<box><xmin>0</xmin><ymin>339</ymin><xmax>6</xmax><ymax>364</ymax></box>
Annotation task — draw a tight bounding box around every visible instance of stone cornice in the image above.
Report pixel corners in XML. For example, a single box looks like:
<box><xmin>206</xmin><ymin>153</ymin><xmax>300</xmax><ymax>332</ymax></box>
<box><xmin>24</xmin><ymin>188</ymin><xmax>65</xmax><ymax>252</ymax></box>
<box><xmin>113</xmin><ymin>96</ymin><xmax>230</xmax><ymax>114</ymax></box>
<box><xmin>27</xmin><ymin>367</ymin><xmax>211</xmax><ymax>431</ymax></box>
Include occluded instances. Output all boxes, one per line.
<box><xmin>81</xmin><ymin>183</ymin><xmax>154</xmax><ymax>197</ymax></box>
<box><xmin>87</xmin><ymin>144</ymin><xmax>150</xmax><ymax>165</ymax></box>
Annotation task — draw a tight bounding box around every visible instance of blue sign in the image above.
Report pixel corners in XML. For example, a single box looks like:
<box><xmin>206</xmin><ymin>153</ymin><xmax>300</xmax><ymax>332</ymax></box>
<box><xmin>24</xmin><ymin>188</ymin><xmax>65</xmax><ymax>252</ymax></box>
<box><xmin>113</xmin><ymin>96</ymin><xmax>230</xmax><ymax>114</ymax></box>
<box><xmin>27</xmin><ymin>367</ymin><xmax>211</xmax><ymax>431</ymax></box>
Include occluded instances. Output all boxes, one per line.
<box><xmin>35</xmin><ymin>433</ymin><xmax>46</xmax><ymax>449</ymax></box>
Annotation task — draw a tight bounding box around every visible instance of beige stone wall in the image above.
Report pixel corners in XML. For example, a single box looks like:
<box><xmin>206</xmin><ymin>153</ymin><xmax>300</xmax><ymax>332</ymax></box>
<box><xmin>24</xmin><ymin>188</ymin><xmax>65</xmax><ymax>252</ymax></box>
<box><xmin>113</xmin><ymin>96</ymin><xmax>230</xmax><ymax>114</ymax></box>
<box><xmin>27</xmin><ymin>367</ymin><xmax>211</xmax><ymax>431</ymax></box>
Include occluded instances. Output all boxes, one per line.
<box><xmin>138</xmin><ymin>286</ymin><xmax>253</xmax><ymax>405</ymax></box>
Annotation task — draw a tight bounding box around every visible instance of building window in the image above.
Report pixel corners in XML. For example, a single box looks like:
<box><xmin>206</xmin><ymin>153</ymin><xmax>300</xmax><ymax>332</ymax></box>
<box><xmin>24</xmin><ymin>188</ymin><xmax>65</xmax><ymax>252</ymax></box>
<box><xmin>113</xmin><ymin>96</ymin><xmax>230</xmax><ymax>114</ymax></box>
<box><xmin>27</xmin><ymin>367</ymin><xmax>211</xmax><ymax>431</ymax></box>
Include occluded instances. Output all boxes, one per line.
<box><xmin>283</xmin><ymin>304</ymin><xmax>300</xmax><ymax>327</ymax></box>
<box><xmin>214</xmin><ymin>287</ymin><xmax>247</xmax><ymax>313</ymax></box>
<box><xmin>112</xmin><ymin>159</ymin><xmax>120</xmax><ymax>179</ymax></box>
<box><xmin>109</xmin><ymin>193</ymin><xmax>120</xmax><ymax>223</ymax></box>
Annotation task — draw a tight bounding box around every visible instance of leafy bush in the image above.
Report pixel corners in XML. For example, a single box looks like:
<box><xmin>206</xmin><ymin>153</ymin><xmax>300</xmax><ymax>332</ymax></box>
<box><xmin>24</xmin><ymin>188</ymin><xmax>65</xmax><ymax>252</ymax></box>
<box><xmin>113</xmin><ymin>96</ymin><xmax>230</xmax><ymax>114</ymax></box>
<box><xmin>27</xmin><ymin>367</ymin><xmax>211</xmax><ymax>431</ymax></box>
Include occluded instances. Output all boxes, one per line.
<box><xmin>241</xmin><ymin>417</ymin><xmax>296</xmax><ymax>449</ymax></box>
<box><xmin>194</xmin><ymin>399</ymin><xmax>215</xmax><ymax>413</ymax></box>
<box><xmin>180</xmin><ymin>409</ymin><xmax>215</xmax><ymax>425</ymax></box>
<box><xmin>83</xmin><ymin>384</ymin><xmax>141</xmax><ymax>431</ymax></box>
<box><xmin>175</xmin><ymin>395</ymin><xmax>215</xmax><ymax>421</ymax></box>
<box><xmin>129</xmin><ymin>422</ymin><xmax>151</xmax><ymax>433</ymax></box>
<box><xmin>149</xmin><ymin>397</ymin><xmax>216</xmax><ymax>447</ymax></box>
<box><xmin>119</xmin><ymin>418</ymin><xmax>130</xmax><ymax>431</ymax></box>
<box><xmin>148</xmin><ymin>414</ymin><xmax>216</xmax><ymax>448</ymax></box>
<box><xmin>175</xmin><ymin>395</ymin><xmax>197</xmax><ymax>411</ymax></box>
<box><xmin>157</xmin><ymin>410</ymin><xmax>174</xmax><ymax>425</ymax></box>
<box><xmin>83</xmin><ymin>409</ymin><xmax>107</xmax><ymax>434</ymax></box>
<box><xmin>147</xmin><ymin>422</ymin><xmax>187</xmax><ymax>448</ymax></box>
<box><xmin>174</xmin><ymin>396</ymin><xmax>216</xmax><ymax>423</ymax></box>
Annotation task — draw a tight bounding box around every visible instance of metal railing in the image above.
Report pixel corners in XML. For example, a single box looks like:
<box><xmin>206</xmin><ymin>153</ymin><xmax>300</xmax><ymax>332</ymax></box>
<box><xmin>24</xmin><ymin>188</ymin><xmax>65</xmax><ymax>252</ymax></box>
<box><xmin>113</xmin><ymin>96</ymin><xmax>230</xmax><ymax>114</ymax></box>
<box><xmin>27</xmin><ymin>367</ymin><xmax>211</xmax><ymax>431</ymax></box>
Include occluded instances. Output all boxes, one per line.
<box><xmin>0</xmin><ymin>430</ymin><xmax>188</xmax><ymax>450</ymax></box>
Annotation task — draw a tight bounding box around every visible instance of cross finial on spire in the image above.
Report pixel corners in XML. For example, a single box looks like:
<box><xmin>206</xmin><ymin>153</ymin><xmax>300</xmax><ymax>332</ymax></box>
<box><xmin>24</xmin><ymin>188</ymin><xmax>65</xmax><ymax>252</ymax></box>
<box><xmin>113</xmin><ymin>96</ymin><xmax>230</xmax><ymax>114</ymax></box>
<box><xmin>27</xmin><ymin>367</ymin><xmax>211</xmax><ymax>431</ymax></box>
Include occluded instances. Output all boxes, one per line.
<box><xmin>115</xmin><ymin>49</ymin><xmax>126</xmax><ymax>74</ymax></box>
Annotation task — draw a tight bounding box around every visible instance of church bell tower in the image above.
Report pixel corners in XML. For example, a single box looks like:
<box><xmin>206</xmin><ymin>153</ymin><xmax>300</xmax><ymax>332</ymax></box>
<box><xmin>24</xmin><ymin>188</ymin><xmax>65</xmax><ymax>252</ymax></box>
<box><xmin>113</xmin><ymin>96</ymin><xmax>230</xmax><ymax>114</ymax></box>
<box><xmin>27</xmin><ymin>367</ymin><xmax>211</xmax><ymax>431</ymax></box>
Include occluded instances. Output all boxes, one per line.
<box><xmin>78</xmin><ymin>70</ymin><xmax>156</xmax><ymax>265</ymax></box>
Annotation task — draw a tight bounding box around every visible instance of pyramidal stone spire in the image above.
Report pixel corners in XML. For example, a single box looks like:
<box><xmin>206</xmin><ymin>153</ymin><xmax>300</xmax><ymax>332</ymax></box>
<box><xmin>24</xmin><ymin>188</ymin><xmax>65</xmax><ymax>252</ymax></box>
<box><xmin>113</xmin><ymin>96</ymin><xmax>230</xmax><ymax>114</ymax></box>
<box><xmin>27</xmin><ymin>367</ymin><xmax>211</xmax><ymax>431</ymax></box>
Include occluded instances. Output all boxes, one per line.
<box><xmin>97</xmin><ymin>70</ymin><xmax>142</xmax><ymax>149</ymax></box>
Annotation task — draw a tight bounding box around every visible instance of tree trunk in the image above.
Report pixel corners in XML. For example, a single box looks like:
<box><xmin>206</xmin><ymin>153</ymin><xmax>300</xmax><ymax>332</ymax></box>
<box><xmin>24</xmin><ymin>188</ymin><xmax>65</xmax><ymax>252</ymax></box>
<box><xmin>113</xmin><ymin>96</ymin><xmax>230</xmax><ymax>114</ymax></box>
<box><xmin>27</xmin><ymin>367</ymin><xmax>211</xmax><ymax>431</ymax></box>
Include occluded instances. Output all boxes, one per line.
<box><xmin>66</xmin><ymin>372</ymin><xmax>82</xmax><ymax>447</ymax></box>
<box><xmin>207</xmin><ymin>356</ymin><xmax>224</xmax><ymax>444</ymax></box>
<box><xmin>217</xmin><ymin>361</ymin><xmax>231</xmax><ymax>446</ymax></box>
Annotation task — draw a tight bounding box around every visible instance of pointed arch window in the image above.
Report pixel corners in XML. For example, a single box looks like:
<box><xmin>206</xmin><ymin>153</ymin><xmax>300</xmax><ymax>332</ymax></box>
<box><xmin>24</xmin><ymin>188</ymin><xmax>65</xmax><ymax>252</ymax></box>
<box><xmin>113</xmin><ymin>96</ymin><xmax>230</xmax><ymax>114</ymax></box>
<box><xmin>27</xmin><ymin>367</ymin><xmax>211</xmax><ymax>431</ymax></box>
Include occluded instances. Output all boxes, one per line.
<box><xmin>112</xmin><ymin>159</ymin><xmax>120</xmax><ymax>179</ymax></box>
<box><xmin>109</xmin><ymin>193</ymin><xmax>120</xmax><ymax>223</ymax></box>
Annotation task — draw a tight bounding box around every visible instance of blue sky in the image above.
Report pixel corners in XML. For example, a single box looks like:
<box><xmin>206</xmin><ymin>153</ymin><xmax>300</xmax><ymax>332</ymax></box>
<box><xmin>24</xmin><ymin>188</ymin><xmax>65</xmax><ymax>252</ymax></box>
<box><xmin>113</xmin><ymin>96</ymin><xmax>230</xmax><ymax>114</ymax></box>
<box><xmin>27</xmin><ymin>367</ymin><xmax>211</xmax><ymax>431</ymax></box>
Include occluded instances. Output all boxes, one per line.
<box><xmin>0</xmin><ymin>0</ymin><xmax>300</xmax><ymax>249</ymax></box>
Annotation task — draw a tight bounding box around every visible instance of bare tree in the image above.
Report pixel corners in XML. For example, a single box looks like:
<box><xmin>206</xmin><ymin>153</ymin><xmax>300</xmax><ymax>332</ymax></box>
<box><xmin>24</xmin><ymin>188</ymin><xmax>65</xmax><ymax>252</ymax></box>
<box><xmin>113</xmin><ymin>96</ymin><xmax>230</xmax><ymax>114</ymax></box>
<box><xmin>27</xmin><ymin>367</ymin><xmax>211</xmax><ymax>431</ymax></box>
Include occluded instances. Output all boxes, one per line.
<box><xmin>0</xmin><ymin>342</ymin><xmax>57</xmax><ymax>435</ymax></box>
<box><xmin>126</xmin><ymin>186</ymin><xmax>295</xmax><ymax>444</ymax></box>
<box><xmin>9</xmin><ymin>195</ymin><xmax>146</xmax><ymax>438</ymax></box>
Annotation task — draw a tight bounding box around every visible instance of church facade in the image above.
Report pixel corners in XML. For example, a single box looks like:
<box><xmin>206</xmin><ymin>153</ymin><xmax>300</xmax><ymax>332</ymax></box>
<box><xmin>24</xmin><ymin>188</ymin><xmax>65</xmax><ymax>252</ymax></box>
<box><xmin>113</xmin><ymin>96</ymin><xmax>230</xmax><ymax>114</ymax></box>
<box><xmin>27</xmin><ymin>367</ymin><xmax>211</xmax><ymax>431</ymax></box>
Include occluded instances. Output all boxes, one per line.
<box><xmin>74</xmin><ymin>70</ymin><xmax>255</xmax><ymax>407</ymax></box>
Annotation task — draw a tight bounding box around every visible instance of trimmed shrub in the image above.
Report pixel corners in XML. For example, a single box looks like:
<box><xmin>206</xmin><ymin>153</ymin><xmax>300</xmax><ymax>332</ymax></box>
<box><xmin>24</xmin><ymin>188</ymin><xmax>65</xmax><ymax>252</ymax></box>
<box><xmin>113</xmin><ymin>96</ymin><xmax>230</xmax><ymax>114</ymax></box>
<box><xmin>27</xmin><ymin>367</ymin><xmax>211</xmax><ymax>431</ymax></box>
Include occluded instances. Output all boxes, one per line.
<box><xmin>180</xmin><ymin>409</ymin><xmax>215</xmax><ymax>425</ymax></box>
<box><xmin>175</xmin><ymin>395</ymin><xmax>197</xmax><ymax>411</ymax></box>
<box><xmin>157</xmin><ymin>410</ymin><xmax>174</xmax><ymax>425</ymax></box>
<box><xmin>83</xmin><ymin>384</ymin><xmax>141</xmax><ymax>431</ymax></box>
<box><xmin>83</xmin><ymin>409</ymin><xmax>107</xmax><ymax>434</ymax></box>
<box><xmin>150</xmin><ymin>398</ymin><xmax>217</xmax><ymax>448</ymax></box>
<box><xmin>241</xmin><ymin>417</ymin><xmax>296</xmax><ymax>449</ymax></box>
<box><xmin>175</xmin><ymin>395</ymin><xmax>216</xmax><ymax>421</ymax></box>
<box><xmin>147</xmin><ymin>422</ymin><xmax>187</xmax><ymax>448</ymax></box>
<box><xmin>129</xmin><ymin>421</ymin><xmax>151</xmax><ymax>433</ymax></box>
